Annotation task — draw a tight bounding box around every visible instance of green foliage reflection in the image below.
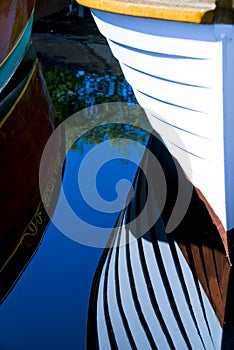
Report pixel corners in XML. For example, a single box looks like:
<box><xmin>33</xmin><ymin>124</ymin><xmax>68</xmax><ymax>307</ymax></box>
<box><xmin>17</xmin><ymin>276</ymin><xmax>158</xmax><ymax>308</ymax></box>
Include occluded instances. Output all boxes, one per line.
<box><xmin>43</xmin><ymin>66</ymin><xmax>152</xmax><ymax>154</ymax></box>
<box><xmin>42</xmin><ymin>66</ymin><xmax>137</xmax><ymax>121</ymax></box>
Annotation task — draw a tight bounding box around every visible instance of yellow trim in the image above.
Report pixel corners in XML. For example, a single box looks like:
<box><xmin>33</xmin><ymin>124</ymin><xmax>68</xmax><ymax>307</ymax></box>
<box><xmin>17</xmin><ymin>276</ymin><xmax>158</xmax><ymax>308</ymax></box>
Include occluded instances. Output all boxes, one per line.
<box><xmin>0</xmin><ymin>129</ymin><xmax>63</xmax><ymax>273</ymax></box>
<box><xmin>0</xmin><ymin>58</ymin><xmax>38</xmax><ymax>129</ymax></box>
<box><xmin>77</xmin><ymin>0</ymin><xmax>216</xmax><ymax>23</ymax></box>
<box><xmin>0</xmin><ymin>201</ymin><xmax>46</xmax><ymax>274</ymax></box>
<box><xmin>0</xmin><ymin>9</ymin><xmax>34</xmax><ymax>69</ymax></box>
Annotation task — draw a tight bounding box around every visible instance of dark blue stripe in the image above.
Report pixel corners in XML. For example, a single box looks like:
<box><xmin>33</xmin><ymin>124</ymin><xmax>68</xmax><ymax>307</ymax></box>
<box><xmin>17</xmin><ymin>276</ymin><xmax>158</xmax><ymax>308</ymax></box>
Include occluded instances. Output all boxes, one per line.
<box><xmin>169</xmin><ymin>140</ymin><xmax>205</xmax><ymax>160</ymax></box>
<box><xmin>137</xmin><ymin>88</ymin><xmax>205</xmax><ymax>114</ymax></box>
<box><xmin>150</xmin><ymin>113</ymin><xmax>209</xmax><ymax>139</ymax></box>
<box><xmin>110</xmin><ymin>39</ymin><xmax>206</xmax><ymax>61</ymax></box>
<box><xmin>122</xmin><ymin>62</ymin><xmax>208</xmax><ymax>89</ymax></box>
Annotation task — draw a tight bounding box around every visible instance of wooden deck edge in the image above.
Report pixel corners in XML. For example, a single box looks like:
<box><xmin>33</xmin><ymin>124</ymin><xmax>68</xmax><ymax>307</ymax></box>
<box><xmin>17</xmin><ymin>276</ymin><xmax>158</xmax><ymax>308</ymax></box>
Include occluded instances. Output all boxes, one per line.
<box><xmin>76</xmin><ymin>0</ymin><xmax>216</xmax><ymax>23</ymax></box>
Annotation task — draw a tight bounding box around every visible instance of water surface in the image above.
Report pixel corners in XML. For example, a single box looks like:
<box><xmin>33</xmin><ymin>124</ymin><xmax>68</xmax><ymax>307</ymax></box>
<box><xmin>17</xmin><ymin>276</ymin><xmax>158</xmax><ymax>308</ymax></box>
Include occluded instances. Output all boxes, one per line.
<box><xmin>0</xmin><ymin>23</ymin><xmax>150</xmax><ymax>349</ymax></box>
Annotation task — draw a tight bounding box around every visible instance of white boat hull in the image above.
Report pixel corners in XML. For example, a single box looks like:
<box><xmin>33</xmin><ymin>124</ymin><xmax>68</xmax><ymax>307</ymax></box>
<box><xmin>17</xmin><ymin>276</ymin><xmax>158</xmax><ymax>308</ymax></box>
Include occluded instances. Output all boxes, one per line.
<box><xmin>91</xmin><ymin>9</ymin><xmax>234</xmax><ymax>247</ymax></box>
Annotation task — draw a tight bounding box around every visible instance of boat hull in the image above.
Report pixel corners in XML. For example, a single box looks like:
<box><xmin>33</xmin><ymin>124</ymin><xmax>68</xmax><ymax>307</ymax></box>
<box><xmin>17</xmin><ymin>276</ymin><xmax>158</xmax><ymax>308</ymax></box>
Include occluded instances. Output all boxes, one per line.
<box><xmin>90</xmin><ymin>9</ymin><xmax>234</xmax><ymax>255</ymax></box>
<box><xmin>0</xmin><ymin>50</ymin><xmax>63</xmax><ymax>302</ymax></box>
<box><xmin>0</xmin><ymin>0</ymin><xmax>35</xmax><ymax>92</ymax></box>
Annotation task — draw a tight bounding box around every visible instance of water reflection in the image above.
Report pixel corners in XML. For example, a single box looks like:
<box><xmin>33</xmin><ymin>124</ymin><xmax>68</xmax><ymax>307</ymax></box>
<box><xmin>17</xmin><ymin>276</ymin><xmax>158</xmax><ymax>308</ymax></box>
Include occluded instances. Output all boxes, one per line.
<box><xmin>43</xmin><ymin>66</ymin><xmax>137</xmax><ymax>121</ymax></box>
<box><xmin>87</xmin><ymin>133</ymin><xmax>234</xmax><ymax>349</ymax></box>
<box><xmin>0</xmin><ymin>107</ymin><xmax>149</xmax><ymax>350</ymax></box>
<box><xmin>3</xmin><ymin>9</ymin><xmax>233</xmax><ymax>350</ymax></box>
<box><xmin>0</xmin><ymin>40</ymin><xmax>148</xmax><ymax>349</ymax></box>
<box><xmin>43</xmin><ymin>103</ymin><xmax>151</xmax><ymax>248</ymax></box>
<box><xmin>0</xmin><ymin>42</ymin><xmax>62</xmax><ymax>305</ymax></box>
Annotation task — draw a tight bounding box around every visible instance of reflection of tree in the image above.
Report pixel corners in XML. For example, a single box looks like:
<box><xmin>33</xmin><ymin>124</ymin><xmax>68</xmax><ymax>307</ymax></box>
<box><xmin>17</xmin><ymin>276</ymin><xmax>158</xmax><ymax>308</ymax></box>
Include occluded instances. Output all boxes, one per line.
<box><xmin>42</xmin><ymin>66</ymin><xmax>137</xmax><ymax>121</ymax></box>
<box><xmin>73</xmin><ymin>123</ymin><xmax>150</xmax><ymax>155</ymax></box>
<box><xmin>63</xmin><ymin>101</ymin><xmax>152</xmax><ymax>154</ymax></box>
<box><xmin>43</xmin><ymin>66</ymin><xmax>152</xmax><ymax>154</ymax></box>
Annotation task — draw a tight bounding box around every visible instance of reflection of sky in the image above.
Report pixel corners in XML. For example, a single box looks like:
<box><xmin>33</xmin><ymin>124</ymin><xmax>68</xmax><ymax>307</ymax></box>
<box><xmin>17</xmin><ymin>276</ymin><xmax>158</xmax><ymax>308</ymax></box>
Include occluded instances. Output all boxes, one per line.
<box><xmin>0</xmin><ymin>30</ymin><xmax>150</xmax><ymax>345</ymax></box>
<box><xmin>63</xmin><ymin>133</ymin><xmax>146</xmax><ymax>224</ymax></box>
<box><xmin>43</xmin><ymin>68</ymin><xmax>137</xmax><ymax>120</ymax></box>
<box><xmin>0</xmin><ymin>125</ymin><xmax>147</xmax><ymax>349</ymax></box>
<box><xmin>64</xmin><ymin>148</ymin><xmax>137</xmax><ymax>228</ymax></box>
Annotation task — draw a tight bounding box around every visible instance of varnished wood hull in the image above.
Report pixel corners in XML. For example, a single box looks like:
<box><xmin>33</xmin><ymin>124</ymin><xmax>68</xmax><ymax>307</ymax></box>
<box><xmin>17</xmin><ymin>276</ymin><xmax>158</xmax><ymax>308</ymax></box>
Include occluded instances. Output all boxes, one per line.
<box><xmin>0</xmin><ymin>0</ymin><xmax>35</xmax><ymax>92</ymax></box>
<box><xmin>0</xmin><ymin>48</ymin><xmax>63</xmax><ymax>303</ymax></box>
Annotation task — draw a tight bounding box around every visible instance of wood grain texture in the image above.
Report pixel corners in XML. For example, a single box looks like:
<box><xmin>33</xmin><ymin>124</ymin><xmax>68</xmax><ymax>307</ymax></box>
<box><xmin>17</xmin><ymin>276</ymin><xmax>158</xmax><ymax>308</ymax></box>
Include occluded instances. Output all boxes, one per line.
<box><xmin>0</xmin><ymin>0</ymin><xmax>34</xmax><ymax>66</ymax></box>
<box><xmin>77</xmin><ymin>0</ymin><xmax>217</xmax><ymax>23</ymax></box>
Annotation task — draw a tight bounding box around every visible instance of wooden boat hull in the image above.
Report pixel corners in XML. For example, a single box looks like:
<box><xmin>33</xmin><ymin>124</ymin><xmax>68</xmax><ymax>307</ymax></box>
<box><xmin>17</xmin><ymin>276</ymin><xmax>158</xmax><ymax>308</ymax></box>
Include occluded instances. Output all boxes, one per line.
<box><xmin>0</xmin><ymin>0</ymin><xmax>35</xmax><ymax>92</ymax></box>
<box><xmin>87</xmin><ymin>133</ymin><xmax>234</xmax><ymax>349</ymax></box>
<box><xmin>88</xmin><ymin>9</ymin><xmax>234</xmax><ymax>257</ymax></box>
<box><xmin>0</xmin><ymin>48</ymin><xmax>64</xmax><ymax>302</ymax></box>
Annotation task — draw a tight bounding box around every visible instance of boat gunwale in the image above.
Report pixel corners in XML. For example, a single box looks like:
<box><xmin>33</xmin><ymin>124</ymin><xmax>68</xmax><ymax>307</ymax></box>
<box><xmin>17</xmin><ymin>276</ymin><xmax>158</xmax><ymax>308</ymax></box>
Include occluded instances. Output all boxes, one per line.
<box><xmin>0</xmin><ymin>9</ymin><xmax>35</xmax><ymax>69</ymax></box>
<box><xmin>76</xmin><ymin>0</ymin><xmax>234</xmax><ymax>24</ymax></box>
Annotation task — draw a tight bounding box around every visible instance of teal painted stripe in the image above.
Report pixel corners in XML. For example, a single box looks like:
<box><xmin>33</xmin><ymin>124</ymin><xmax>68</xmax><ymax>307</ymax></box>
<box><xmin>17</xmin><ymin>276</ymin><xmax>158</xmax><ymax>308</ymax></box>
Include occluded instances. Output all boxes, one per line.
<box><xmin>0</xmin><ymin>13</ymin><xmax>34</xmax><ymax>93</ymax></box>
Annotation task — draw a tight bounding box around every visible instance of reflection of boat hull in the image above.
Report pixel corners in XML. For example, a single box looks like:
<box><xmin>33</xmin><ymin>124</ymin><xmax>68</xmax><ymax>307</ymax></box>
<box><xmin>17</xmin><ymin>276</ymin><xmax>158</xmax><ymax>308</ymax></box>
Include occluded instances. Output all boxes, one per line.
<box><xmin>0</xmin><ymin>50</ymin><xmax>63</xmax><ymax>302</ymax></box>
<box><xmin>76</xmin><ymin>4</ymin><xmax>234</xmax><ymax>257</ymax></box>
<box><xmin>0</xmin><ymin>0</ymin><xmax>35</xmax><ymax>92</ymax></box>
<box><xmin>87</xmin><ymin>134</ymin><xmax>234</xmax><ymax>349</ymax></box>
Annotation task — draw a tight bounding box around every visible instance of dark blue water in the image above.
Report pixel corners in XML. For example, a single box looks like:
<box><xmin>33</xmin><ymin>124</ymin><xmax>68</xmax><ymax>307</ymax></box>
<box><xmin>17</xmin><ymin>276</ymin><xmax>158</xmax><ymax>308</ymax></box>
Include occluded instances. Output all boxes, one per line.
<box><xmin>0</xmin><ymin>127</ymin><xmax>146</xmax><ymax>350</ymax></box>
<box><xmin>0</xmin><ymin>222</ymin><xmax>102</xmax><ymax>350</ymax></box>
<box><xmin>0</xmin><ymin>43</ymin><xmax>150</xmax><ymax>349</ymax></box>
